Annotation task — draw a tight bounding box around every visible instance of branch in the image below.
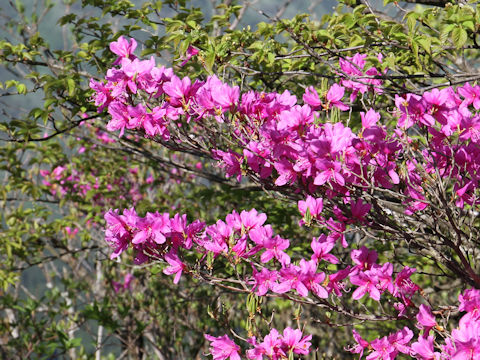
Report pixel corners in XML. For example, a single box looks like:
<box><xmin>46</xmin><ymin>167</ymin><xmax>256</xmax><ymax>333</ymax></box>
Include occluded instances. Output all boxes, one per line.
<box><xmin>2</xmin><ymin>113</ymin><xmax>103</xmax><ymax>143</ymax></box>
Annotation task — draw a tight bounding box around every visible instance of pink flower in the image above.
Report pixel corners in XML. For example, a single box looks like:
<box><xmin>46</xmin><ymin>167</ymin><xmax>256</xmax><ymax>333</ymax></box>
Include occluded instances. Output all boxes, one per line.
<box><xmin>350</xmin><ymin>269</ymin><xmax>381</xmax><ymax>301</ymax></box>
<box><xmin>451</xmin><ymin>317</ymin><xmax>480</xmax><ymax>359</ymax></box>
<box><xmin>361</xmin><ymin>108</ymin><xmax>380</xmax><ymax>129</ymax></box>
<box><xmin>281</xmin><ymin>327</ymin><xmax>312</xmax><ymax>355</ymax></box>
<box><xmin>314</xmin><ymin>159</ymin><xmax>345</xmax><ymax>186</ymax></box>
<box><xmin>163</xmin><ymin>75</ymin><xmax>194</xmax><ymax>106</ymax></box>
<box><xmin>260</xmin><ymin>235</ymin><xmax>291</xmax><ymax>266</ymax></box>
<box><xmin>298</xmin><ymin>196</ymin><xmax>323</xmax><ymax>223</ymax></box>
<box><xmin>326</xmin><ymin>84</ymin><xmax>349</xmax><ymax>111</ymax></box>
<box><xmin>246</xmin><ymin>328</ymin><xmax>312</xmax><ymax>359</ymax></box>
<box><xmin>388</xmin><ymin>326</ymin><xmax>414</xmax><ymax>355</ymax></box>
<box><xmin>411</xmin><ymin>335</ymin><xmax>439</xmax><ymax>360</ymax></box>
<box><xmin>346</xmin><ymin>329</ymin><xmax>370</xmax><ymax>359</ymax></box>
<box><xmin>301</xmin><ymin>260</ymin><xmax>328</xmax><ymax>298</ymax></box>
<box><xmin>65</xmin><ymin>226</ymin><xmax>78</xmax><ymax>238</ymax></box>
<box><xmin>203</xmin><ymin>220</ymin><xmax>231</xmax><ymax>255</ymax></box>
<box><xmin>367</xmin><ymin>336</ymin><xmax>396</xmax><ymax>360</ymax></box>
<box><xmin>238</xmin><ymin>209</ymin><xmax>267</xmax><ymax>232</ymax></box>
<box><xmin>250</xmin><ymin>267</ymin><xmax>278</xmax><ymax>296</ymax></box>
<box><xmin>416</xmin><ymin>304</ymin><xmax>436</xmax><ymax>335</ymax></box>
<box><xmin>179</xmin><ymin>45</ymin><xmax>199</xmax><ymax>67</ymax></box>
<box><xmin>458</xmin><ymin>82</ymin><xmax>480</xmax><ymax>109</ymax></box>
<box><xmin>351</xmin><ymin>246</ymin><xmax>378</xmax><ymax>272</ymax></box>
<box><xmin>247</xmin><ymin>328</ymin><xmax>284</xmax><ymax>359</ymax></box>
<box><xmin>104</xmin><ymin>208</ymin><xmax>134</xmax><ymax>259</ymax></box>
<box><xmin>204</xmin><ymin>334</ymin><xmax>241</xmax><ymax>360</ymax></box>
<box><xmin>274</xmin><ymin>158</ymin><xmax>297</xmax><ymax>186</ymax></box>
<box><xmin>212</xmin><ymin>149</ymin><xmax>242</xmax><ymax>182</ymax></box>
<box><xmin>303</xmin><ymin>86</ymin><xmax>322</xmax><ymax>108</ymax></box>
<box><xmin>393</xmin><ymin>266</ymin><xmax>420</xmax><ymax>302</ymax></box>
<box><xmin>163</xmin><ymin>251</ymin><xmax>186</xmax><ymax>284</ymax></box>
<box><xmin>110</xmin><ymin>36</ymin><xmax>137</xmax><ymax>65</ymax></box>
<box><xmin>311</xmin><ymin>235</ymin><xmax>339</xmax><ymax>264</ymax></box>
<box><xmin>326</xmin><ymin>266</ymin><xmax>351</xmax><ymax>296</ymax></box>
<box><xmin>112</xmin><ymin>273</ymin><xmax>135</xmax><ymax>293</ymax></box>
<box><xmin>350</xmin><ymin>199</ymin><xmax>371</xmax><ymax>221</ymax></box>
<box><xmin>459</xmin><ymin>288</ymin><xmax>480</xmax><ymax>314</ymax></box>
<box><xmin>274</xmin><ymin>264</ymin><xmax>308</xmax><ymax>297</ymax></box>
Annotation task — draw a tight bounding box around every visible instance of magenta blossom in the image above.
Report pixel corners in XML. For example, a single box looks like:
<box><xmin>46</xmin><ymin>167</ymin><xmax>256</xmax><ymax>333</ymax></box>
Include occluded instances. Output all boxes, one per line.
<box><xmin>326</xmin><ymin>84</ymin><xmax>349</xmax><ymax>111</ymax></box>
<box><xmin>163</xmin><ymin>251</ymin><xmax>186</xmax><ymax>284</ymax></box>
<box><xmin>179</xmin><ymin>45</ymin><xmax>199</xmax><ymax>67</ymax></box>
<box><xmin>204</xmin><ymin>334</ymin><xmax>241</xmax><ymax>360</ymax></box>
<box><xmin>109</xmin><ymin>36</ymin><xmax>137</xmax><ymax>65</ymax></box>
<box><xmin>411</xmin><ymin>335</ymin><xmax>439</xmax><ymax>360</ymax></box>
<box><xmin>281</xmin><ymin>327</ymin><xmax>312</xmax><ymax>355</ymax></box>
<box><xmin>298</xmin><ymin>195</ymin><xmax>323</xmax><ymax>224</ymax></box>
<box><xmin>416</xmin><ymin>304</ymin><xmax>436</xmax><ymax>335</ymax></box>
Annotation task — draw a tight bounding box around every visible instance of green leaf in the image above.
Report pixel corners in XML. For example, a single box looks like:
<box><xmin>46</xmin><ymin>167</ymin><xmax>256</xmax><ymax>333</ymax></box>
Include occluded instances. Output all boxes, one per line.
<box><xmin>451</xmin><ymin>27</ymin><xmax>468</xmax><ymax>48</ymax></box>
<box><xmin>16</xmin><ymin>83</ymin><xmax>27</xmax><ymax>94</ymax></box>
<box><xmin>204</xmin><ymin>50</ymin><xmax>215</xmax><ymax>74</ymax></box>
<box><xmin>406</xmin><ymin>12</ymin><xmax>418</xmax><ymax>33</ymax></box>
<box><xmin>66</xmin><ymin>78</ymin><xmax>75</xmax><ymax>97</ymax></box>
<box><xmin>463</xmin><ymin>20</ymin><xmax>475</xmax><ymax>32</ymax></box>
<box><xmin>417</xmin><ymin>37</ymin><xmax>432</xmax><ymax>55</ymax></box>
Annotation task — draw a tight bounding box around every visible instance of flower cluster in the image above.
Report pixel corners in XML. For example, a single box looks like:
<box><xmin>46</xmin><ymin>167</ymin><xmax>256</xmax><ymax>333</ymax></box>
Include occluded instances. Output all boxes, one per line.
<box><xmin>204</xmin><ymin>327</ymin><xmax>311</xmax><ymax>360</ymax></box>
<box><xmin>94</xmin><ymin>37</ymin><xmax>480</xmax><ymax>359</ymax></box>
<box><xmin>92</xmin><ymin>37</ymin><xmax>480</xmax><ymax>217</ymax></box>
<box><xmin>349</xmin><ymin>288</ymin><xmax>480</xmax><ymax>359</ymax></box>
<box><xmin>40</xmin><ymin>163</ymin><xmax>151</xmax><ymax>209</ymax></box>
<box><xmin>104</xmin><ymin>204</ymin><xmax>419</xmax><ymax>304</ymax></box>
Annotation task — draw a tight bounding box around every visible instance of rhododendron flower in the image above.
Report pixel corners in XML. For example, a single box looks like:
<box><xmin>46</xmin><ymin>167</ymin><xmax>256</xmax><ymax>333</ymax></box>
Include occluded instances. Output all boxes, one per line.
<box><xmin>450</xmin><ymin>317</ymin><xmax>480</xmax><ymax>359</ymax></box>
<box><xmin>298</xmin><ymin>195</ymin><xmax>323</xmax><ymax>222</ymax></box>
<box><xmin>350</xmin><ymin>199</ymin><xmax>371</xmax><ymax>221</ymax></box>
<box><xmin>347</xmin><ymin>329</ymin><xmax>370</xmax><ymax>359</ymax></box>
<box><xmin>238</xmin><ymin>209</ymin><xmax>267</xmax><ymax>232</ymax></box>
<box><xmin>367</xmin><ymin>336</ymin><xmax>396</xmax><ymax>360</ymax></box>
<box><xmin>274</xmin><ymin>158</ymin><xmax>297</xmax><ymax>186</ymax></box>
<box><xmin>212</xmin><ymin>149</ymin><xmax>242</xmax><ymax>182</ymax></box>
<box><xmin>459</xmin><ymin>288</ymin><xmax>480</xmax><ymax>315</ymax></box>
<box><xmin>250</xmin><ymin>267</ymin><xmax>278</xmax><ymax>296</ymax></box>
<box><xmin>458</xmin><ymin>82</ymin><xmax>480</xmax><ymax>109</ymax></box>
<box><xmin>314</xmin><ymin>159</ymin><xmax>345</xmax><ymax>186</ymax></box>
<box><xmin>204</xmin><ymin>334</ymin><xmax>241</xmax><ymax>360</ymax></box>
<box><xmin>416</xmin><ymin>304</ymin><xmax>436</xmax><ymax>335</ymax></box>
<box><xmin>311</xmin><ymin>235</ymin><xmax>339</xmax><ymax>264</ymax></box>
<box><xmin>326</xmin><ymin>266</ymin><xmax>351</xmax><ymax>296</ymax></box>
<box><xmin>109</xmin><ymin>36</ymin><xmax>137</xmax><ymax>65</ymax></box>
<box><xmin>259</xmin><ymin>235</ymin><xmax>291</xmax><ymax>266</ymax></box>
<box><xmin>300</xmin><ymin>259</ymin><xmax>328</xmax><ymax>298</ymax></box>
<box><xmin>104</xmin><ymin>209</ymin><xmax>132</xmax><ymax>259</ymax></box>
<box><xmin>411</xmin><ymin>335</ymin><xmax>439</xmax><ymax>360</ymax></box>
<box><xmin>163</xmin><ymin>251</ymin><xmax>186</xmax><ymax>284</ymax></box>
<box><xmin>281</xmin><ymin>327</ymin><xmax>312</xmax><ymax>355</ymax></box>
<box><xmin>393</xmin><ymin>266</ymin><xmax>420</xmax><ymax>302</ymax></box>
<box><xmin>351</xmin><ymin>246</ymin><xmax>378</xmax><ymax>272</ymax></box>
<box><xmin>246</xmin><ymin>328</ymin><xmax>312</xmax><ymax>359</ymax></box>
<box><xmin>303</xmin><ymin>86</ymin><xmax>322</xmax><ymax>108</ymax></box>
<box><xmin>163</xmin><ymin>75</ymin><xmax>198</xmax><ymax>107</ymax></box>
<box><xmin>388</xmin><ymin>326</ymin><xmax>414</xmax><ymax>355</ymax></box>
<box><xmin>179</xmin><ymin>45</ymin><xmax>199</xmax><ymax>67</ymax></box>
<box><xmin>326</xmin><ymin>83</ymin><xmax>349</xmax><ymax>111</ymax></box>
<box><xmin>366</xmin><ymin>327</ymin><xmax>413</xmax><ymax>360</ymax></box>
<box><xmin>361</xmin><ymin>108</ymin><xmax>380</xmax><ymax>129</ymax></box>
<box><xmin>112</xmin><ymin>273</ymin><xmax>134</xmax><ymax>293</ymax></box>
<box><xmin>274</xmin><ymin>264</ymin><xmax>308</xmax><ymax>297</ymax></box>
<box><xmin>350</xmin><ymin>269</ymin><xmax>381</xmax><ymax>301</ymax></box>
<box><xmin>65</xmin><ymin>226</ymin><xmax>78</xmax><ymax>238</ymax></box>
<box><xmin>247</xmin><ymin>328</ymin><xmax>284</xmax><ymax>359</ymax></box>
